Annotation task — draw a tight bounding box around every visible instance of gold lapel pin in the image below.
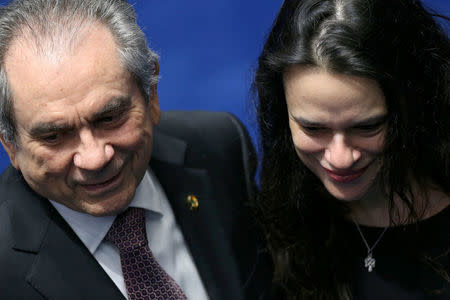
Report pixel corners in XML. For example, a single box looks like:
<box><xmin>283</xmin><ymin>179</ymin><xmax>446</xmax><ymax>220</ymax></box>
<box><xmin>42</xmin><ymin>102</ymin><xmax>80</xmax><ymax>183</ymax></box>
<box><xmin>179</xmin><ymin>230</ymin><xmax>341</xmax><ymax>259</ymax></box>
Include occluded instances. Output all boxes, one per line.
<box><xmin>186</xmin><ymin>194</ymin><xmax>199</xmax><ymax>211</ymax></box>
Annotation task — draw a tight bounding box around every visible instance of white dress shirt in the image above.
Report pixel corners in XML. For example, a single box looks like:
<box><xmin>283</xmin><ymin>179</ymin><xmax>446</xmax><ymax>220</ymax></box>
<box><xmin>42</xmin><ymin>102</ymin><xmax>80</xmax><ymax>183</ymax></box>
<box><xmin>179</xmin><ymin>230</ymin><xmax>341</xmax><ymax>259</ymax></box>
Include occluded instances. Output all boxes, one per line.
<box><xmin>50</xmin><ymin>170</ymin><xmax>209</xmax><ymax>300</ymax></box>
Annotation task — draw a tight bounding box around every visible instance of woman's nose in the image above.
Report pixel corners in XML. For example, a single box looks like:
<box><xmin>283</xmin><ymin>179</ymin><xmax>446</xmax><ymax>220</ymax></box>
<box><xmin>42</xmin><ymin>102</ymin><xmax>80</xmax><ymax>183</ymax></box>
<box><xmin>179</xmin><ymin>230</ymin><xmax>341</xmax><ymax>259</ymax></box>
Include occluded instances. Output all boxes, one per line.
<box><xmin>324</xmin><ymin>133</ymin><xmax>361</xmax><ymax>169</ymax></box>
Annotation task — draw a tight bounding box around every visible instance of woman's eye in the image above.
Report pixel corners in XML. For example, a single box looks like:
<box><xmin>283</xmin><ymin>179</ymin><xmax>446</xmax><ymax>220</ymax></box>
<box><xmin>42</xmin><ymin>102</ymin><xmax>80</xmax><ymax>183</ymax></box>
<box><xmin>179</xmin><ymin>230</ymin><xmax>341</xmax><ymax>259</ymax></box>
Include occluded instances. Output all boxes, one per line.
<box><xmin>301</xmin><ymin>126</ymin><xmax>325</xmax><ymax>134</ymax></box>
<box><xmin>353</xmin><ymin>123</ymin><xmax>383</xmax><ymax>132</ymax></box>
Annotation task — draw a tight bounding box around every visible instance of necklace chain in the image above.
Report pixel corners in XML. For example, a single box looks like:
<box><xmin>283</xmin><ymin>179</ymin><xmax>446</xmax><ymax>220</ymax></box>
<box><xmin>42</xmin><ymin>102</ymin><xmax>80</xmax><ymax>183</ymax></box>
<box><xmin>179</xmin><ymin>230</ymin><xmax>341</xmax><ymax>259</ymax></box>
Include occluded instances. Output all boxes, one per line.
<box><xmin>352</xmin><ymin>219</ymin><xmax>388</xmax><ymax>272</ymax></box>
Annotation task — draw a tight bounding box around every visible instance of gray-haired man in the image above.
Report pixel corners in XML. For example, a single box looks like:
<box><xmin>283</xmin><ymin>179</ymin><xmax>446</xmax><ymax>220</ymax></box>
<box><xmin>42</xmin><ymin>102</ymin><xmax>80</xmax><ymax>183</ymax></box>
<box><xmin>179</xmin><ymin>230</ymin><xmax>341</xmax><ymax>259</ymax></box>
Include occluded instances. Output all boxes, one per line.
<box><xmin>0</xmin><ymin>1</ymin><xmax>271</xmax><ymax>299</ymax></box>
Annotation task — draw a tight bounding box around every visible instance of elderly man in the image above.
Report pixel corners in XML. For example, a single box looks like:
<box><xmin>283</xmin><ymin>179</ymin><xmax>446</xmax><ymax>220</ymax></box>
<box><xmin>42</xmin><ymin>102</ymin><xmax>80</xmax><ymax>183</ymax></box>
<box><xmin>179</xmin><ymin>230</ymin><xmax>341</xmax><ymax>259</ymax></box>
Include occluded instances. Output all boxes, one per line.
<box><xmin>0</xmin><ymin>1</ymin><xmax>270</xmax><ymax>299</ymax></box>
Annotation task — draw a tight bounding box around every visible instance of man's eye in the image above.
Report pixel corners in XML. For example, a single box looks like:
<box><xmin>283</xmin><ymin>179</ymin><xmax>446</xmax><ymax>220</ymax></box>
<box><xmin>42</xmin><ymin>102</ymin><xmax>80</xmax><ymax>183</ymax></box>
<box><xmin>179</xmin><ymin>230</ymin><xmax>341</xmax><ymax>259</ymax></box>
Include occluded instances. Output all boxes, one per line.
<box><xmin>41</xmin><ymin>134</ymin><xmax>61</xmax><ymax>144</ymax></box>
<box><xmin>97</xmin><ymin>113</ymin><xmax>125</xmax><ymax>126</ymax></box>
<box><xmin>99</xmin><ymin>116</ymin><xmax>115</xmax><ymax>123</ymax></box>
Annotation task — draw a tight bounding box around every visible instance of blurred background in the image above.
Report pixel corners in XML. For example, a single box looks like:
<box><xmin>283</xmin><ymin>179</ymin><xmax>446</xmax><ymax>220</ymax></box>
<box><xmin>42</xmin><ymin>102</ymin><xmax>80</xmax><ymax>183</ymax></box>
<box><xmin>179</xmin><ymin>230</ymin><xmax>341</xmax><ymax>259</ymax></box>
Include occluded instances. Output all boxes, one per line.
<box><xmin>0</xmin><ymin>0</ymin><xmax>449</xmax><ymax>172</ymax></box>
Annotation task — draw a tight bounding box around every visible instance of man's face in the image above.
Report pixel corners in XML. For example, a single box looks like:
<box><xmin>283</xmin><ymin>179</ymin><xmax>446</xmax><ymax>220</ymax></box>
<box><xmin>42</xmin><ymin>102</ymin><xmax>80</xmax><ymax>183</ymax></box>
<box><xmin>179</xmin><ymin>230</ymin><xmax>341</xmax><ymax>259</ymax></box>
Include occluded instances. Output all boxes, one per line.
<box><xmin>1</xmin><ymin>24</ymin><xmax>161</xmax><ymax>216</ymax></box>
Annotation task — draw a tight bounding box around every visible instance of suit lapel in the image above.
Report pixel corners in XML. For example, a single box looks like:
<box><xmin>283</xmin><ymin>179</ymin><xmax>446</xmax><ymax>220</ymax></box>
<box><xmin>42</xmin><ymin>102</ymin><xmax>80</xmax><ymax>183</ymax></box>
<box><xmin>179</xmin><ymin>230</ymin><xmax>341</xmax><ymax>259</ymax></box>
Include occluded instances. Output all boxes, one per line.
<box><xmin>6</xmin><ymin>169</ymin><xmax>124</xmax><ymax>300</ymax></box>
<box><xmin>151</xmin><ymin>130</ymin><xmax>242</xmax><ymax>300</ymax></box>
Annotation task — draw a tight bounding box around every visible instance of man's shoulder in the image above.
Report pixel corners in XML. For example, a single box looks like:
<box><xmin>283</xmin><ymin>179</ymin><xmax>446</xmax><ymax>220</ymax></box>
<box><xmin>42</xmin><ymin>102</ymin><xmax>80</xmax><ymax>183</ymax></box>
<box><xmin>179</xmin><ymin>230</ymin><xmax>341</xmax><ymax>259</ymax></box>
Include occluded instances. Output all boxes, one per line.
<box><xmin>0</xmin><ymin>166</ymin><xmax>20</xmax><ymax>205</ymax></box>
<box><xmin>0</xmin><ymin>169</ymin><xmax>14</xmax><ymax>242</ymax></box>
<box><xmin>0</xmin><ymin>167</ymin><xmax>18</xmax><ymax>266</ymax></box>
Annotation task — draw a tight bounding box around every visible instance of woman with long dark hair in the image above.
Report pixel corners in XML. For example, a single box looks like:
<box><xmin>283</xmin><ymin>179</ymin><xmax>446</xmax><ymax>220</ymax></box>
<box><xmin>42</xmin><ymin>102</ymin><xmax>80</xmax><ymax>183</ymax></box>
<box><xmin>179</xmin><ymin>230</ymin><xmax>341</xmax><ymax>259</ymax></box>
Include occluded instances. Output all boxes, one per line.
<box><xmin>253</xmin><ymin>0</ymin><xmax>449</xmax><ymax>299</ymax></box>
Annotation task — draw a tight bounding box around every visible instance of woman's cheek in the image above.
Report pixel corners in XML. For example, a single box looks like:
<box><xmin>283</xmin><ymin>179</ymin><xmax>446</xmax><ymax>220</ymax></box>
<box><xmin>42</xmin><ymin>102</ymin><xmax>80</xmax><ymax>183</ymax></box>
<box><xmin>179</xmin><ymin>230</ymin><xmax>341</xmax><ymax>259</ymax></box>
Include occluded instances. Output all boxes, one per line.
<box><xmin>353</xmin><ymin>131</ymin><xmax>386</xmax><ymax>154</ymax></box>
<box><xmin>292</xmin><ymin>130</ymin><xmax>324</xmax><ymax>154</ymax></box>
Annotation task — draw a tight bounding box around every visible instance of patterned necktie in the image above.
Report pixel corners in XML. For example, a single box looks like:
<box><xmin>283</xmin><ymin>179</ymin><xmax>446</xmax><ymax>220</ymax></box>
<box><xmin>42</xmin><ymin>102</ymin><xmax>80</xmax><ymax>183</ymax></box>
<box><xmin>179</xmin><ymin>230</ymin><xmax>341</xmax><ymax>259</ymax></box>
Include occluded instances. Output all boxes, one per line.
<box><xmin>105</xmin><ymin>207</ymin><xmax>188</xmax><ymax>300</ymax></box>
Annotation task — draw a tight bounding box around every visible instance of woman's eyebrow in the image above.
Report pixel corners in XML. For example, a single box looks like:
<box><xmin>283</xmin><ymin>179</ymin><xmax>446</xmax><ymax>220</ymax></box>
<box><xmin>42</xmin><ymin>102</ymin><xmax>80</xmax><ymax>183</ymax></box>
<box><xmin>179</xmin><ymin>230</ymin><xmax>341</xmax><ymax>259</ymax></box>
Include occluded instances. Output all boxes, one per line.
<box><xmin>351</xmin><ymin>115</ymin><xmax>387</xmax><ymax>127</ymax></box>
<box><xmin>289</xmin><ymin>115</ymin><xmax>324</xmax><ymax>127</ymax></box>
<box><xmin>290</xmin><ymin>114</ymin><xmax>387</xmax><ymax>127</ymax></box>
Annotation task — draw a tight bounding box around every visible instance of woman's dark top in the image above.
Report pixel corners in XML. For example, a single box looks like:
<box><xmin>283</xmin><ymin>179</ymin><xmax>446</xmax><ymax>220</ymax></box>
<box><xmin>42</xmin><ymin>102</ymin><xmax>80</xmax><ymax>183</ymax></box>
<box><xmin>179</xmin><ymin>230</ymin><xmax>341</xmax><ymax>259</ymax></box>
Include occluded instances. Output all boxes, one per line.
<box><xmin>349</xmin><ymin>205</ymin><xmax>449</xmax><ymax>300</ymax></box>
<box><xmin>265</xmin><ymin>206</ymin><xmax>449</xmax><ymax>299</ymax></box>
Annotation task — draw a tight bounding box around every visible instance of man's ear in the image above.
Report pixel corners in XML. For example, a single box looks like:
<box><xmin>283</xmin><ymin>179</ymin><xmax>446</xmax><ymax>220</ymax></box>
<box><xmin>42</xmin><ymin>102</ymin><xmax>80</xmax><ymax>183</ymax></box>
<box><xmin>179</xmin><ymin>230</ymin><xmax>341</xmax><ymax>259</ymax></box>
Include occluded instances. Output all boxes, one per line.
<box><xmin>149</xmin><ymin>61</ymin><xmax>161</xmax><ymax>125</ymax></box>
<box><xmin>0</xmin><ymin>134</ymin><xmax>19</xmax><ymax>170</ymax></box>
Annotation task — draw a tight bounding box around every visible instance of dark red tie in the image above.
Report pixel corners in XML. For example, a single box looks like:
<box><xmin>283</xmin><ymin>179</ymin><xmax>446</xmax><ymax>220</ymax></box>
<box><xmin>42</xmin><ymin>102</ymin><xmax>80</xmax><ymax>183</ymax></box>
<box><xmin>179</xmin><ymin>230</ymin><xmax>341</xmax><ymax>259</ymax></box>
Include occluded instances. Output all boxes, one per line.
<box><xmin>105</xmin><ymin>207</ymin><xmax>188</xmax><ymax>300</ymax></box>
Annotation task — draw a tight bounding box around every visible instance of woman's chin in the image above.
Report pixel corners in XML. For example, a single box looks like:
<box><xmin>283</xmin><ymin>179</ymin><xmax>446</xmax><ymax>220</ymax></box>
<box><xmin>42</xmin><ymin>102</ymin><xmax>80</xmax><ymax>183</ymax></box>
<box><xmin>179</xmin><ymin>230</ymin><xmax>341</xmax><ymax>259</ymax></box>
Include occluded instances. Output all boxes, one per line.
<box><xmin>323</xmin><ymin>181</ymin><xmax>371</xmax><ymax>202</ymax></box>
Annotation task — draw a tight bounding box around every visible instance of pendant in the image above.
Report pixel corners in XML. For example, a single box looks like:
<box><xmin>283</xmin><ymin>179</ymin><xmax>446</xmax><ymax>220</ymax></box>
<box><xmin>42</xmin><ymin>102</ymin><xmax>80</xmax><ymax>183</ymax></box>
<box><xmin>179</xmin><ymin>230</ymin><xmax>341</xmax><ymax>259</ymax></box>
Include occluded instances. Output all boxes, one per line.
<box><xmin>364</xmin><ymin>252</ymin><xmax>376</xmax><ymax>272</ymax></box>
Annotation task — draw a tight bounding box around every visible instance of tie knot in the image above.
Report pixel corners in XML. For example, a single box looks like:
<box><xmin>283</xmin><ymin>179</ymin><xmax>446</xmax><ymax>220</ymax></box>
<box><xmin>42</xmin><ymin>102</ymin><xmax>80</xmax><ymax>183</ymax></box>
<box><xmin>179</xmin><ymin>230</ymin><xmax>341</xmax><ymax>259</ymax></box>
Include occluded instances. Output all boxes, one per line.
<box><xmin>105</xmin><ymin>207</ymin><xmax>148</xmax><ymax>252</ymax></box>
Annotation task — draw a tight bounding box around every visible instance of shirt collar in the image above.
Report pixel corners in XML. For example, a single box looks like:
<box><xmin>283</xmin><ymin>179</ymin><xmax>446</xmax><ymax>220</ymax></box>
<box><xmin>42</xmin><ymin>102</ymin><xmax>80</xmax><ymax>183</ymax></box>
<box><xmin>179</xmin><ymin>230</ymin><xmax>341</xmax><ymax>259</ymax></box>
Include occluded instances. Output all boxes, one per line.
<box><xmin>49</xmin><ymin>169</ymin><xmax>163</xmax><ymax>254</ymax></box>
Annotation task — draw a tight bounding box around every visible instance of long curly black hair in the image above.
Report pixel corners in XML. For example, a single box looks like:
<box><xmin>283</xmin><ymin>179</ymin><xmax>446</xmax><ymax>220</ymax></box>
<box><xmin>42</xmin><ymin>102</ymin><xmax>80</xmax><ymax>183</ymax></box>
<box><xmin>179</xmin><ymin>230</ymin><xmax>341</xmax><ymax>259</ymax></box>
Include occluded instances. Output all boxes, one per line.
<box><xmin>252</xmin><ymin>0</ymin><xmax>450</xmax><ymax>299</ymax></box>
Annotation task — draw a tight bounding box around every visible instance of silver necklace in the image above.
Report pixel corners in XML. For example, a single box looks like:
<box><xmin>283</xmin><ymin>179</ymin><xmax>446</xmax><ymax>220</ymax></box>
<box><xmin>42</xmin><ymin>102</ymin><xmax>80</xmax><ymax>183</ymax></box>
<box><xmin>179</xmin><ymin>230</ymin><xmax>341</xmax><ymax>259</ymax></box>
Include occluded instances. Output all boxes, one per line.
<box><xmin>352</xmin><ymin>219</ymin><xmax>388</xmax><ymax>272</ymax></box>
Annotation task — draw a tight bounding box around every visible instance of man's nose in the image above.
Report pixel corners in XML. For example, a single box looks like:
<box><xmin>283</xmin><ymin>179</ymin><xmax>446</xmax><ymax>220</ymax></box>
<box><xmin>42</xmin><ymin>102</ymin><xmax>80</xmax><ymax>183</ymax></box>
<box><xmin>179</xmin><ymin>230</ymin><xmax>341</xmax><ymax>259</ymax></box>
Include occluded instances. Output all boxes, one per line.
<box><xmin>73</xmin><ymin>128</ymin><xmax>114</xmax><ymax>170</ymax></box>
<box><xmin>324</xmin><ymin>133</ymin><xmax>361</xmax><ymax>169</ymax></box>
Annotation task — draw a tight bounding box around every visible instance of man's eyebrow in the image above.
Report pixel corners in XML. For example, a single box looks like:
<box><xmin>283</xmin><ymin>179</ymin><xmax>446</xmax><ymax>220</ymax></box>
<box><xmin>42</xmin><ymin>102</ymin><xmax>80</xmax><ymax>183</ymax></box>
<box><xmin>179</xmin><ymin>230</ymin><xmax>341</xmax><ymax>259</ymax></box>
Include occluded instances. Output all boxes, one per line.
<box><xmin>29</xmin><ymin>123</ymin><xmax>72</xmax><ymax>137</ymax></box>
<box><xmin>92</xmin><ymin>96</ymin><xmax>132</xmax><ymax>119</ymax></box>
<box><xmin>29</xmin><ymin>96</ymin><xmax>133</xmax><ymax>137</ymax></box>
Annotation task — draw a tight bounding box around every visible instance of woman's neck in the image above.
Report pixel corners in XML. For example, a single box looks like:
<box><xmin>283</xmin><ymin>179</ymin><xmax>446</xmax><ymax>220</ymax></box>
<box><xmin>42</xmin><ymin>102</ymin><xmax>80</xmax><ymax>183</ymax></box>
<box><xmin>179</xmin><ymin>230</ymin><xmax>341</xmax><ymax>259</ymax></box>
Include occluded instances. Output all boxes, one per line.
<box><xmin>346</xmin><ymin>182</ymin><xmax>450</xmax><ymax>227</ymax></box>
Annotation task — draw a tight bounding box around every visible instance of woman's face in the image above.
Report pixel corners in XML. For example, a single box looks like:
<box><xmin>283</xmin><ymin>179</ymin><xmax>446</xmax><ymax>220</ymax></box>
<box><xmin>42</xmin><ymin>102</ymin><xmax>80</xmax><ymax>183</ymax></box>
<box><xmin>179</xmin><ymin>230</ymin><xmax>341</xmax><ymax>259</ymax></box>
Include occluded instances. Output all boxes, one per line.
<box><xmin>284</xmin><ymin>66</ymin><xmax>387</xmax><ymax>201</ymax></box>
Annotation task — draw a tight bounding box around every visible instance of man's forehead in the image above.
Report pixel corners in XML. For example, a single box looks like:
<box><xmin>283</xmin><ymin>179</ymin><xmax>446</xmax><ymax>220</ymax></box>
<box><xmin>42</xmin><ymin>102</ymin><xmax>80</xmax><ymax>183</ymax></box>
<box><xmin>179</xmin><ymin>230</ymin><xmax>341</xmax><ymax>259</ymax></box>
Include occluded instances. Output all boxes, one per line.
<box><xmin>6</xmin><ymin>20</ymin><xmax>106</xmax><ymax>66</ymax></box>
<box><xmin>4</xmin><ymin>23</ymin><xmax>125</xmax><ymax>101</ymax></box>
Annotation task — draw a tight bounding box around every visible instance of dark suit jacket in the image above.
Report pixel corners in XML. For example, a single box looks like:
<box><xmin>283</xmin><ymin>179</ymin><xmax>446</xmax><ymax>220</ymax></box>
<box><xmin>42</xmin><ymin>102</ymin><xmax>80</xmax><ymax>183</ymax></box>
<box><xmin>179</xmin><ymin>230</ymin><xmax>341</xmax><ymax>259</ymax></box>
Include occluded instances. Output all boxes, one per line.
<box><xmin>0</xmin><ymin>111</ymin><xmax>272</xmax><ymax>300</ymax></box>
